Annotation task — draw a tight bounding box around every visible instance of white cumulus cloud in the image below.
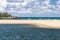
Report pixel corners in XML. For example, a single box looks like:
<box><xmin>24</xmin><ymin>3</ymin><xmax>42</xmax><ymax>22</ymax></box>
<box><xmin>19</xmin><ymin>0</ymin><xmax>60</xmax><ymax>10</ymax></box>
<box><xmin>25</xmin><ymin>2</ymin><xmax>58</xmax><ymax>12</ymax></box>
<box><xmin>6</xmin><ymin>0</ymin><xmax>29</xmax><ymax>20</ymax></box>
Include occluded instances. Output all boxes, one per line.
<box><xmin>0</xmin><ymin>0</ymin><xmax>60</xmax><ymax>16</ymax></box>
<box><xmin>0</xmin><ymin>0</ymin><xmax>7</xmax><ymax>12</ymax></box>
<box><xmin>32</xmin><ymin>0</ymin><xmax>60</xmax><ymax>15</ymax></box>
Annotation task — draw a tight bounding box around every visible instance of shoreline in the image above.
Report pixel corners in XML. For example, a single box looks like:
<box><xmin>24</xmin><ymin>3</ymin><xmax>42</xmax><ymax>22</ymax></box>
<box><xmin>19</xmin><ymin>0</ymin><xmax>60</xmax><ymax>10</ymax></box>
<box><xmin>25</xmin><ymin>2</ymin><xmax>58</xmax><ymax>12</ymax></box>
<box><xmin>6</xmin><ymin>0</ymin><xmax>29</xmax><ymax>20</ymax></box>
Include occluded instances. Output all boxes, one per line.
<box><xmin>0</xmin><ymin>20</ymin><xmax>60</xmax><ymax>29</ymax></box>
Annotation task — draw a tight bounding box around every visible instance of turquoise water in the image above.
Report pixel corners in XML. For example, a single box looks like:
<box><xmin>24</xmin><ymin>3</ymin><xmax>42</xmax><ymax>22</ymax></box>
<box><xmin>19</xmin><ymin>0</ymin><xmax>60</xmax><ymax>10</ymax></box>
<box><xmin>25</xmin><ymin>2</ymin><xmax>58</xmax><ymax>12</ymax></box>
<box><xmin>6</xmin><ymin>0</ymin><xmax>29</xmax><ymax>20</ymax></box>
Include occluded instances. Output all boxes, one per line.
<box><xmin>0</xmin><ymin>24</ymin><xmax>60</xmax><ymax>40</ymax></box>
<box><xmin>18</xmin><ymin>17</ymin><xmax>60</xmax><ymax>20</ymax></box>
<box><xmin>0</xmin><ymin>17</ymin><xmax>60</xmax><ymax>20</ymax></box>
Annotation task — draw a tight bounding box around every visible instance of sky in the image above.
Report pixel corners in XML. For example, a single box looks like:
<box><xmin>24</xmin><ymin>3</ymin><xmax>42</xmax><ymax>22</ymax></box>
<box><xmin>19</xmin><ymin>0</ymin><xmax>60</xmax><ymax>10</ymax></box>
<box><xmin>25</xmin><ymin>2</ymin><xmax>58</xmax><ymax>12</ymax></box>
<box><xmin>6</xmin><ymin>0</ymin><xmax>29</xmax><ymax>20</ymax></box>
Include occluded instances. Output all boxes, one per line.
<box><xmin>0</xmin><ymin>0</ymin><xmax>60</xmax><ymax>17</ymax></box>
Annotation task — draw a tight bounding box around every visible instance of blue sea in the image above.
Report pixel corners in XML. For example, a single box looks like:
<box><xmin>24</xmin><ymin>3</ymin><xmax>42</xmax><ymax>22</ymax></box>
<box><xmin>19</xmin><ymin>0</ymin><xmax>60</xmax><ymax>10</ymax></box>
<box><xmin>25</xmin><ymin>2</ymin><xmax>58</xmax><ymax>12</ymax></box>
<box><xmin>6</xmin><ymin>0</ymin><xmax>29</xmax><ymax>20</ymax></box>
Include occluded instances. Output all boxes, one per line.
<box><xmin>0</xmin><ymin>17</ymin><xmax>60</xmax><ymax>20</ymax></box>
<box><xmin>18</xmin><ymin>17</ymin><xmax>60</xmax><ymax>20</ymax></box>
<box><xmin>0</xmin><ymin>24</ymin><xmax>60</xmax><ymax>40</ymax></box>
<box><xmin>14</xmin><ymin>17</ymin><xmax>60</xmax><ymax>20</ymax></box>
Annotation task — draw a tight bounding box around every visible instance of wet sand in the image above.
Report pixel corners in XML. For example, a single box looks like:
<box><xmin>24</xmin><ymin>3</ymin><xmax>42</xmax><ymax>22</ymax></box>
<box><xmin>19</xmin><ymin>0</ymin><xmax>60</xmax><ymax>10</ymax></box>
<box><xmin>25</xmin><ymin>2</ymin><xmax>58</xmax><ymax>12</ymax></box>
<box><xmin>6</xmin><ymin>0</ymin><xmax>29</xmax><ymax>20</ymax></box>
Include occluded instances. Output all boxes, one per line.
<box><xmin>0</xmin><ymin>20</ymin><xmax>60</xmax><ymax>29</ymax></box>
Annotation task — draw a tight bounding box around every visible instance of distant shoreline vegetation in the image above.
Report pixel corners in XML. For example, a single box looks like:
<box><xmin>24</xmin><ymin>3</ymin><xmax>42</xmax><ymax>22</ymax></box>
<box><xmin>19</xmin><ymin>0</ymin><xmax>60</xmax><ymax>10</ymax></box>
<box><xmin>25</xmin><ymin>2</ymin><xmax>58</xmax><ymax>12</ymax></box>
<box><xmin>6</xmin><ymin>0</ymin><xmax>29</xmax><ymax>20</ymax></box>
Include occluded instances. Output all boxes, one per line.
<box><xmin>0</xmin><ymin>12</ymin><xmax>18</xmax><ymax>19</ymax></box>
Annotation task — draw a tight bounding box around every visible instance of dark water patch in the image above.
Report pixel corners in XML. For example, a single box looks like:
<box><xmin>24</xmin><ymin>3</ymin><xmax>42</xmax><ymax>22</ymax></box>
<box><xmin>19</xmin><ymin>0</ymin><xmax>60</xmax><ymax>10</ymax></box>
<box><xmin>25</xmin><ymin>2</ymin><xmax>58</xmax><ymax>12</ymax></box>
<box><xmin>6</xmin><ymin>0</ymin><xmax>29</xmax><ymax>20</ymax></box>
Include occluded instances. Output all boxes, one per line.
<box><xmin>0</xmin><ymin>24</ymin><xmax>60</xmax><ymax>40</ymax></box>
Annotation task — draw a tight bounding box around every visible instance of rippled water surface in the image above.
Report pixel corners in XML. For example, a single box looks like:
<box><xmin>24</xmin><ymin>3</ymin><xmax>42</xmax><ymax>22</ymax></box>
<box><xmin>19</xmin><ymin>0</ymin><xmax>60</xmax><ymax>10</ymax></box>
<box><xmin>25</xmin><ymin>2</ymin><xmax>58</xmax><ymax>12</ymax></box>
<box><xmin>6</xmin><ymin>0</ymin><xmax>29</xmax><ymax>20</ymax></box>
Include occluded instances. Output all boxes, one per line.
<box><xmin>0</xmin><ymin>24</ymin><xmax>60</xmax><ymax>40</ymax></box>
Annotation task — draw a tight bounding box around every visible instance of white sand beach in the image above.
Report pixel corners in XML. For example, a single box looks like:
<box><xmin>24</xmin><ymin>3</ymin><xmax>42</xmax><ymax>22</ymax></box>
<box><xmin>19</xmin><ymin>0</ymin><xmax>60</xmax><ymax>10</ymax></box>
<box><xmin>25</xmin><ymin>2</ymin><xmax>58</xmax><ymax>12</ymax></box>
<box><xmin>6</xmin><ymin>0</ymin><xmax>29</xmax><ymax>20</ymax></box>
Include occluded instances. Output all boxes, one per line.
<box><xmin>0</xmin><ymin>20</ymin><xmax>60</xmax><ymax>29</ymax></box>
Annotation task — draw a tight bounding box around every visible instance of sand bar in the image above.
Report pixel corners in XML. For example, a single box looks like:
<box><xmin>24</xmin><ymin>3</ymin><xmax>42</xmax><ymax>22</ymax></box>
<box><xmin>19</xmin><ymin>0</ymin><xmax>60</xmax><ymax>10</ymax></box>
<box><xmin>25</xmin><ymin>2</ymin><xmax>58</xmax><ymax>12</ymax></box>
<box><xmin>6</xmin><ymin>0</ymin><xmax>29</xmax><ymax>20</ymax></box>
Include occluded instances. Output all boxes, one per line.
<box><xmin>0</xmin><ymin>20</ymin><xmax>60</xmax><ymax>29</ymax></box>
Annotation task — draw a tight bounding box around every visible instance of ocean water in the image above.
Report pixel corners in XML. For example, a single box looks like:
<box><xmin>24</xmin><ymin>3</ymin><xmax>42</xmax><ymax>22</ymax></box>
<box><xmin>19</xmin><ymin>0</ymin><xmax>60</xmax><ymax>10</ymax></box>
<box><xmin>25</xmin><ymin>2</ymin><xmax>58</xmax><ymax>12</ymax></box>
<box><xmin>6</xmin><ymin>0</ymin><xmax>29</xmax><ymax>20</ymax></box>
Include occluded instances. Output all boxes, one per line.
<box><xmin>18</xmin><ymin>17</ymin><xmax>60</xmax><ymax>20</ymax></box>
<box><xmin>0</xmin><ymin>17</ymin><xmax>60</xmax><ymax>20</ymax></box>
<box><xmin>0</xmin><ymin>24</ymin><xmax>60</xmax><ymax>40</ymax></box>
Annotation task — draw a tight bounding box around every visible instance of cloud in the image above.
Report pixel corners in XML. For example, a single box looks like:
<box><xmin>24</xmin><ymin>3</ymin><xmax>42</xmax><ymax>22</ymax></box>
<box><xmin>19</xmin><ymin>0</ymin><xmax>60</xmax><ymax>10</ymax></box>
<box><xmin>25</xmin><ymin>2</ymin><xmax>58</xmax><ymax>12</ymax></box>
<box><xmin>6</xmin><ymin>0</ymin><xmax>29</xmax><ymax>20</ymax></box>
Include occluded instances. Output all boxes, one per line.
<box><xmin>49</xmin><ymin>0</ymin><xmax>60</xmax><ymax>14</ymax></box>
<box><xmin>32</xmin><ymin>0</ymin><xmax>51</xmax><ymax>14</ymax></box>
<box><xmin>4</xmin><ymin>0</ymin><xmax>33</xmax><ymax>13</ymax></box>
<box><xmin>32</xmin><ymin>0</ymin><xmax>60</xmax><ymax>15</ymax></box>
<box><xmin>0</xmin><ymin>0</ymin><xmax>60</xmax><ymax>17</ymax></box>
<box><xmin>0</xmin><ymin>0</ymin><xmax>7</xmax><ymax>12</ymax></box>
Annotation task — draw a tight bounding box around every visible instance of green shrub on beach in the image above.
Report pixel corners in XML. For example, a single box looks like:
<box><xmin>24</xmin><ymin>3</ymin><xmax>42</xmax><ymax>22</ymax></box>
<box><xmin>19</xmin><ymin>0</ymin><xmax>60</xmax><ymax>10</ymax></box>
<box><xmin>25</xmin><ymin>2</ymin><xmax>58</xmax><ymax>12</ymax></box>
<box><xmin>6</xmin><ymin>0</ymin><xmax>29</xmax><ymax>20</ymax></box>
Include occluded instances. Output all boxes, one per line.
<box><xmin>0</xmin><ymin>12</ymin><xmax>12</xmax><ymax>17</ymax></box>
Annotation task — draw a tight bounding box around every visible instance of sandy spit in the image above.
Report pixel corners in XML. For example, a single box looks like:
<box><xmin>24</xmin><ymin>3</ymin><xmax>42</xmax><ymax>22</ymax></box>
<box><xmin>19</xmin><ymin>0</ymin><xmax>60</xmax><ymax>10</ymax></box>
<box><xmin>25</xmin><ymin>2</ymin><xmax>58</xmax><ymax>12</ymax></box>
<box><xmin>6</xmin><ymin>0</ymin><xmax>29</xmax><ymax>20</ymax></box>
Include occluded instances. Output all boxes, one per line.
<box><xmin>0</xmin><ymin>20</ymin><xmax>60</xmax><ymax>29</ymax></box>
